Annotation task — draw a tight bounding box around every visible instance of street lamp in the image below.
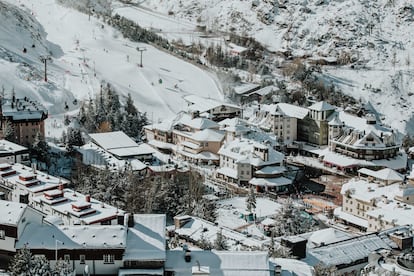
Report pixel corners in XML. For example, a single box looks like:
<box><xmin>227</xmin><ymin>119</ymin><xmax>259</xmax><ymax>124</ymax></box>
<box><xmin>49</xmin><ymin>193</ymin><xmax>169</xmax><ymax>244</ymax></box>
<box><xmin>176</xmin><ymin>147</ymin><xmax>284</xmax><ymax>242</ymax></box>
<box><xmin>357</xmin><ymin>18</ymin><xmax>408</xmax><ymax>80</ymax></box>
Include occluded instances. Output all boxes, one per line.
<box><xmin>55</xmin><ymin>239</ymin><xmax>64</xmax><ymax>262</ymax></box>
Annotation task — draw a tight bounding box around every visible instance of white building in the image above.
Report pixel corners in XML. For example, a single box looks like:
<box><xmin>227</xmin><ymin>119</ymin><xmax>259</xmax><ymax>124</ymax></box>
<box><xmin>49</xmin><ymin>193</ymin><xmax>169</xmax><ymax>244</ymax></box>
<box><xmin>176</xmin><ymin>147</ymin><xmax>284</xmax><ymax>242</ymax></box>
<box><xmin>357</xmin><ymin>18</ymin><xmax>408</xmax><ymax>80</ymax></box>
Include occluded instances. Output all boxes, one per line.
<box><xmin>335</xmin><ymin>167</ymin><xmax>414</xmax><ymax>232</ymax></box>
<box><xmin>216</xmin><ymin>138</ymin><xmax>290</xmax><ymax>192</ymax></box>
<box><xmin>0</xmin><ymin>200</ymin><xmax>43</xmax><ymax>254</ymax></box>
<box><xmin>0</xmin><ymin>139</ymin><xmax>29</xmax><ymax>165</ymax></box>
<box><xmin>31</xmin><ymin>187</ymin><xmax>124</xmax><ymax>226</ymax></box>
<box><xmin>183</xmin><ymin>95</ymin><xmax>241</xmax><ymax>121</ymax></box>
<box><xmin>0</xmin><ymin>163</ymin><xmax>69</xmax><ymax>204</ymax></box>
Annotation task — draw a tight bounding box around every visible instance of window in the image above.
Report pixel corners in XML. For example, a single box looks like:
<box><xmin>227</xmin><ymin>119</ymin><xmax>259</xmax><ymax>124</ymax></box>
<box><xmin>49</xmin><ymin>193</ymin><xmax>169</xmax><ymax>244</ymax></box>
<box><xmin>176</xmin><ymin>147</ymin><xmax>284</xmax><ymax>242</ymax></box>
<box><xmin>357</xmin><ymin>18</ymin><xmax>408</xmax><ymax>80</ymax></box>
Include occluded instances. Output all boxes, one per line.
<box><xmin>103</xmin><ymin>254</ymin><xmax>114</xmax><ymax>264</ymax></box>
<box><xmin>80</xmin><ymin>255</ymin><xmax>85</xmax><ymax>264</ymax></box>
<box><xmin>0</xmin><ymin>230</ymin><xmax>5</xmax><ymax>239</ymax></box>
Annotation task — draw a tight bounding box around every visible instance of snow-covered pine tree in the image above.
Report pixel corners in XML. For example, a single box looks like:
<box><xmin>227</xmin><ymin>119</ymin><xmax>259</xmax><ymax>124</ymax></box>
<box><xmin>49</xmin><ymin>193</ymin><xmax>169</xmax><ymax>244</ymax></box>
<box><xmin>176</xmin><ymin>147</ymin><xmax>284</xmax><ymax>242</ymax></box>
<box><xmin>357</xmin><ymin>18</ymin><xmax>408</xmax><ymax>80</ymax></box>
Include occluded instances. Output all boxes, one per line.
<box><xmin>2</xmin><ymin>119</ymin><xmax>14</xmax><ymax>141</ymax></box>
<box><xmin>9</xmin><ymin>245</ymin><xmax>52</xmax><ymax>275</ymax></box>
<box><xmin>53</xmin><ymin>259</ymin><xmax>73</xmax><ymax>276</ymax></box>
<box><xmin>273</xmin><ymin>199</ymin><xmax>317</xmax><ymax>237</ymax></box>
<box><xmin>246</xmin><ymin>186</ymin><xmax>256</xmax><ymax>214</ymax></box>
<box><xmin>214</xmin><ymin>228</ymin><xmax>229</xmax><ymax>250</ymax></box>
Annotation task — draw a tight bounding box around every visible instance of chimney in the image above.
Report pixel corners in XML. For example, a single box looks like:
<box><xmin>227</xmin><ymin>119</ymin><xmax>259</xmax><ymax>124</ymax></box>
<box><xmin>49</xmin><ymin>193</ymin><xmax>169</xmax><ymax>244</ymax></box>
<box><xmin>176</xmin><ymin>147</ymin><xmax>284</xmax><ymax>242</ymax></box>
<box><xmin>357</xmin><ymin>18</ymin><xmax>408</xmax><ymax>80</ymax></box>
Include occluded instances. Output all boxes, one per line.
<box><xmin>390</xmin><ymin>231</ymin><xmax>414</xmax><ymax>251</ymax></box>
<box><xmin>124</xmin><ymin>213</ymin><xmax>129</xmax><ymax>227</ymax></box>
<box><xmin>58</xmin><ymin>183</ymin><xmax>64</xmax><ymax>191</ymax></box>
<box><xmin>275</xmin><ymin>265</ymin><xmax>282</xmax><ymax>276</ymax></box>
<box><xmin>85</xmin><ymin>195</ymin><xmax>91</xmax><ymax>202</ymax></box>
<box><xmin>185</xmin><ymin>250</ymin><xmax>191</xmax><ymax>263</ymax></box>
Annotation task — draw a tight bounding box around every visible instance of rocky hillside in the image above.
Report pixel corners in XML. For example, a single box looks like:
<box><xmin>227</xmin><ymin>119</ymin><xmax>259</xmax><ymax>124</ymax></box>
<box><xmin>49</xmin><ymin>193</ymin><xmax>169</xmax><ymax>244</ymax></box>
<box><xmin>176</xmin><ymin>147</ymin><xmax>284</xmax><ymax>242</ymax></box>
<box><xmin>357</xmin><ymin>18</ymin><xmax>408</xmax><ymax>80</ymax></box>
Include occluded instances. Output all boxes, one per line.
<box><xmin>139</xmin><ymin>0</ymin><xmax>414</xmax><ymax>133</ymax></box>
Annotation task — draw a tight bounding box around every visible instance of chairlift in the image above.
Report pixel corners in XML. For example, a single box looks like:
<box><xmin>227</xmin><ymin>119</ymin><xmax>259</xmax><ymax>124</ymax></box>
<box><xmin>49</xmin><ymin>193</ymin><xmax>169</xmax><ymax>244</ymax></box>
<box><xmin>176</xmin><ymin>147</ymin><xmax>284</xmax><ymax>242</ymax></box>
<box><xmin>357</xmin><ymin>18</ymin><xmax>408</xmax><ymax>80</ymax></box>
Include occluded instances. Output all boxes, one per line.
<box><xmin>64</xmin><ymin>102</ymin><xmax>69</xmax><ymax>111</ymax></box>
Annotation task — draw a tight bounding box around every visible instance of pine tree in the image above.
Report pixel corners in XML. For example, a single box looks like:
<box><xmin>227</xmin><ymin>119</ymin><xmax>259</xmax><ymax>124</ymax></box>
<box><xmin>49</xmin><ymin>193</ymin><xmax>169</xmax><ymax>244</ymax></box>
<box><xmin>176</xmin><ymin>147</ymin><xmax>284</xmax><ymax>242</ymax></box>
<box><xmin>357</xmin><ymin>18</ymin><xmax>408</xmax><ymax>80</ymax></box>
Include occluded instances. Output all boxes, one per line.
<box><xmin>53</xmin><ymin>259</ymin><xmax>73</xmax><ymax>276</ymax></box>
<box><xmin>246</xmin><ymin>186</ymin><xmax>256</xmax><ymax>214</ymax></box>
<box><xmin>2</xmin><ymin>119</ymin><xmax>14</xmax><ymax>141</ymax></box>
<box><xmin>214</xmin><ymin>228</ymin><xmax>229</xmax><ymax>250</ymax></box>
<box><xmin>31</xmin><ymin>132</ymin><xmax>50</xmax><ymax>166</ymax></box>
<box><xmin>9</xmin><ymin>245</ymin><xmax>52</xmax><ymax>275</ymax></box>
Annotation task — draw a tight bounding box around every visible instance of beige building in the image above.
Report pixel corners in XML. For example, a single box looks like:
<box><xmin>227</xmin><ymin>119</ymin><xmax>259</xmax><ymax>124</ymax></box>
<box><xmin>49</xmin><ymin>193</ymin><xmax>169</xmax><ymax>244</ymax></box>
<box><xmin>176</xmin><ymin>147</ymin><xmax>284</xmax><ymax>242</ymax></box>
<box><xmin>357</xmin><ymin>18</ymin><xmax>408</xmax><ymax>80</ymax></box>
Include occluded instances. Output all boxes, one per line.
<box><xmin>248</xmin><ymin>103</ymin><xmax>308</xmax><ymax>143</ymax></box>
<box><xmin>336</xmin><ymin>168</ymin><xmax>414</xmax><ymax>232</ymax></box>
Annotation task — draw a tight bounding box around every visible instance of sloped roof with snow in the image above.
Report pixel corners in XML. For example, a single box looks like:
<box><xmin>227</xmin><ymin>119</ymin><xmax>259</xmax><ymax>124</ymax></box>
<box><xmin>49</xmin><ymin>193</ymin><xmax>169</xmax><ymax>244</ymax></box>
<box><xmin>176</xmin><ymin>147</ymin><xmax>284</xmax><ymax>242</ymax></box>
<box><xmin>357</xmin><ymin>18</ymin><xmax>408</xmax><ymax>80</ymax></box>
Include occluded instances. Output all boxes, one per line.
<box><xmin>124</xmin><ymin>214</ymin><xmax>166</xmax><ymax>261</ymax></box>
<box><xmin>307</xmin><ymin>228</ymin><xmax>353</xmax><ymax>248</ymax></box>
<box><xmin>2</xmin><ymin>98</ymin><xmax>47</xmax><ymax>121</ymax></box>
<box><xmin>177</xmin><ymin>113</ymin><xmax>219</xmax><ymax>130</ymax></box>
<box><xmin>165</xmin><ymin>250</ymin><xmax>270</xmax><ymax>276</ymax></box>
<box><xmin>89</xmin><ymin>131</ymin><xmax>138</xmax><ymax>151</ymax></box>
<box><xmin>218</xmin><ymin>139</ymin><xmax>284</xmax><ymax>167</ymax></box>
<box><xmin>0</xmin><ymin>200</ymin><xmax>27</xmax><ymax>226</ymax></box>
<box><xmin>308</xmin><ymin>101</ymin><xmax>336</xmax><ymax>111</ymax></box>
<box><xmin>191</xmin><ymin>129</ymin><xmax>225</xmax><ymax>142</ymax></box>
<box><xmin>306</xmin><ymin>227</ymin><xmax>412</xmax><ymax>268</ymax></box>
<box><xmin>276</xmin><ymin>103</ymin><xmax>309</xmax><ymax>119</ymax></box>
<box><xmin>17</xmin><ymin>222</ymin><xmax>127</xmax><ymax>250</ymax></box>
<box><xmin>249</xmin><ymin>177</ymin><xmax>292</xmax><ymax>187</ymax></box>
<box><xmin>184</xmin><ymin>95</ymin><xmax>240</xmax><ymax>113</ymax></box>
<box><xmin>358</xmin><ymin>168</ymin><xmax>404</xmax><ymax>182</ymax></box>
<box><xmin>233</xmin><ymin>83</ymin><xmax>261</xmax><ymax>95</ymax></box>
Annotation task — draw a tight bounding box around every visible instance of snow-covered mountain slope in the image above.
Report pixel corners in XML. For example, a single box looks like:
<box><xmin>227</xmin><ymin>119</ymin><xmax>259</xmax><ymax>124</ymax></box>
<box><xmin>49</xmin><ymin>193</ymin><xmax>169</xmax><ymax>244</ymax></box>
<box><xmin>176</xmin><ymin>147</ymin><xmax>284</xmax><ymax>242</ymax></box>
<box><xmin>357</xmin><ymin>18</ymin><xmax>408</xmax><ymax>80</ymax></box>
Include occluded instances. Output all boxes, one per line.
<box><xmin>0</xmin><ymin>0</ymin><xmax>223</xmax><ymax>125</ymax></box>
<box><xmin>137</xmin><ymin>0</ymin><xmax>414</xmax><ymax>134</ymax></box>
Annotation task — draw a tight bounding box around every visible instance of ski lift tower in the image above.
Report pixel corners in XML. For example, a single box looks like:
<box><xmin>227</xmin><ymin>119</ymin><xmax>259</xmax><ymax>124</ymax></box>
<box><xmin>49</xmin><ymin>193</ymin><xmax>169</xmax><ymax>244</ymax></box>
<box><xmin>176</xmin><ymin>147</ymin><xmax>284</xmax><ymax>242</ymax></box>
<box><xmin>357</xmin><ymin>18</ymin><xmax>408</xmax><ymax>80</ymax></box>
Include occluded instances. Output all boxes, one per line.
<box><xmin>39</xmin><ymin>55</ymin><xmax>52</xmax><ymax>82</ymax></box>
<box><xmin>136</xmin><ymin>47</ymin><xmax>147</xmax><ymax>67</ymax></box>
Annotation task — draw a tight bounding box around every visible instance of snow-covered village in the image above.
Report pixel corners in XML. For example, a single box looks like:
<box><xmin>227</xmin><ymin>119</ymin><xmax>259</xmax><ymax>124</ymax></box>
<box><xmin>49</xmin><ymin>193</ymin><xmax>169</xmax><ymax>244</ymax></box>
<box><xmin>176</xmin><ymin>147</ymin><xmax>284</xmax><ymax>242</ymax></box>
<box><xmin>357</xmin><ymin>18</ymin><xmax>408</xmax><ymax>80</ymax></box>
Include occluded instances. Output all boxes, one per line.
<box><xmin>1</xmin><ymin>0</ymin><xmax>414</xmax><ymax>275</ymax></box>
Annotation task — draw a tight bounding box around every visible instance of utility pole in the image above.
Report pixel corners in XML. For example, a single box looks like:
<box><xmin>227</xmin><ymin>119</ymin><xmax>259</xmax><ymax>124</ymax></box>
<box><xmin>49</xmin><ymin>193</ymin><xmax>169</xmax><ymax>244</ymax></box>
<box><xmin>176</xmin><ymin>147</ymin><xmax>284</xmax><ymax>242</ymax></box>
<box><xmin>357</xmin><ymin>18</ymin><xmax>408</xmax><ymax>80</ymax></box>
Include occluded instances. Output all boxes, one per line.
<box><xmin>39</xmin><ymin>55</ymin><xmax>52</xmax><ymax>82</ymax></box>
<box><xmin>136</xmin><ymin>47</ymin><xmax>147</xmax><ymax>67</ymax></box>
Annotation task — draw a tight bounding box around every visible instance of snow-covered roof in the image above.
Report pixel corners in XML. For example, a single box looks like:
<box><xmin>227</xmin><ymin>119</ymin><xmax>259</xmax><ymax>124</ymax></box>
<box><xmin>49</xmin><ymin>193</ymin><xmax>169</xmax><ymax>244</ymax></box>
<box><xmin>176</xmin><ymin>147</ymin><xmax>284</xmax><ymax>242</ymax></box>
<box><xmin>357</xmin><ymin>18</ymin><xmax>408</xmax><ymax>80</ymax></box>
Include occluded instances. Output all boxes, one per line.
<box><xmin>78</xmin><ymin>142</ymin><xmax>147</xmax><ymax>172</ymax></box>
<box><xmin>124</xmin><ymin>214</ymin><xmax>166</xmax><ymax>261</ymax></box>
<box><xmin>33</xmin><ymin>188</ymin><xmax>125</xmax><ymax>225</ymax></box>
<box><xmin>233</xmin><ymin>83</ymin><xmax>261</xmax><ymax>95</ymax></box>
<box><xmin>190</xmin><ymin>129</ymin><xmax>225</xmax><ymax>142</ymax></box>
<box><xmin>249</xmin><ymin>177</ymin><xmax>292</xmax><ymax>187</ymax></box>
<box><xmin>321</xmin><ymin>148</ymin><xmax>407</xmax><ymax>170</ymax></box>
<box><xmin>177</xmin><ymin>113</ymin><xmax>219</xmax><ymax>130</ymax></box>
<box><xmin>0</xmin><ymin>139</ymin><xmax>28</xmax><ymax>153</ymax></box>
<box><xmin>177</xmin><ymin>148</ymin><xmax>219</xmax><ymax>161</ymax></box>
<box><xmin>118</xmin><ymin>268</ymin><xmax>164</xmax><ymax>276</ymax></box>
<box><xmin>165</xmin><ymin>250</ymin><xmax>270</xmax><ymax>276</ymax></box>
<box><xmin>216</xmin><ymin>167</ymin><xmax>238</xmax><ymax>179</ymax></box>
<box><xmin>245</xmin><ymin>85</ymin><xmax>277</xmax><ymax>97</ymax></box>
<box><xmin>1</xmin><ymin>98</ymin><xmax>47</xmax><ymax>121</ymax></box>
<box><xmin>260</xmin><ymin>218</ymin><xmax>276</xmax><ymax>226</ymax></box>
<box><xmin>218</xmin><ymin>138</ymin><xmax>284</xmax><ymax>167</ymax></box>
<box><xmin>175</xmin><ymin>216</ymin><xmax>268</xmax><ymax>249</ymax></box>
<box><xmin>89</xmin><ymin>131</ymin><xmax>138</xmax><ymax>151</ymax></box>
<box><xmin>328</xmin><ymin>114</ymin><xmax>343</xmax><ymax>126</ymax></box>
<box><xmin>273</xmin><ymin>258</ymin><xmax>314</xmax><ymax>276</ymax></box>
<box><xmin>184</xmin><ymin>95</ymin><xmax>240</xmax><ymax>113</ymax></box>
<box><xmin>333</xmin><ymin>207</ymin><xmax>368</xmax><ymax>228</ymax></box>
<box><xmin>340</xmin><ymin>179</ymin><xmax>402</xmax><ymax>203</ymax></box>
<box><xmin>255</xmin><ymin>166</ymin><xmax>286</xmax><ymax>175</ymax></box>
<box><xmin>17</xmin><ymin>222</ymin><xmax>127</xmax><ymax>250</ymax></box>
<box><xmin>276</xmin><ymin>103</ymin><xmax>309</xmax><ymax>119</ymax></box>
<box><xmin>308</xmin><ymin>101</ymin><xmax>336</xmax><ymax>111</ymax></box>
<box><xmin>0</xmin><ymin>200</ymin><xmax>27</xmax><ymax>226</ymax></box>
<box><xmin>108</xmin><ymin>143</ymin><xmax>155</xmax><ymax>158</ymax></box>
<box><xmin>358</xmin><ymin>168</ymin><xmax>404</xmax><ymax>182</ymax></box>
<box><xmin>307</xmin><ymin>228</ymin><xmax>353</xmax><ymax>248</ymax></box>
<box><xmin>0</xmin><ymin>163</ymin><xmax>69</xmax><ymax>194</ymax></box>
<box><xmin>306</xmin><ymin>226</ymin><xmax>408</xmax><ymax>268</ymax></box>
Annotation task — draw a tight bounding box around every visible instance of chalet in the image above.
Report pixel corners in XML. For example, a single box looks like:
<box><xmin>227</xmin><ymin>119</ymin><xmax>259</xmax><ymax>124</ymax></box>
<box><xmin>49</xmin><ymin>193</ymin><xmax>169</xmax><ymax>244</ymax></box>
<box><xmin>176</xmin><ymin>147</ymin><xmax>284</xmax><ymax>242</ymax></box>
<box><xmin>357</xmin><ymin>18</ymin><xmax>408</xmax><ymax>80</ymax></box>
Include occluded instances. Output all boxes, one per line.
<box><xmin>0</xmin><ymin>97</ymin><xmax>48</xmax><ymax>146</ymax></box>
<box><xmin>13</xmin><ymin>209</ymin><xmax>166</xmax><ymax>275</ymax></box>
<box><xmin>184</xmin><ymin>95</ymin><xmax>241</xmax><ymax>122</ymax></box>
<box><xmin>232</xmin><ymin>83</ymin><xmax>261</xmax><ymax>103</ymax></box>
